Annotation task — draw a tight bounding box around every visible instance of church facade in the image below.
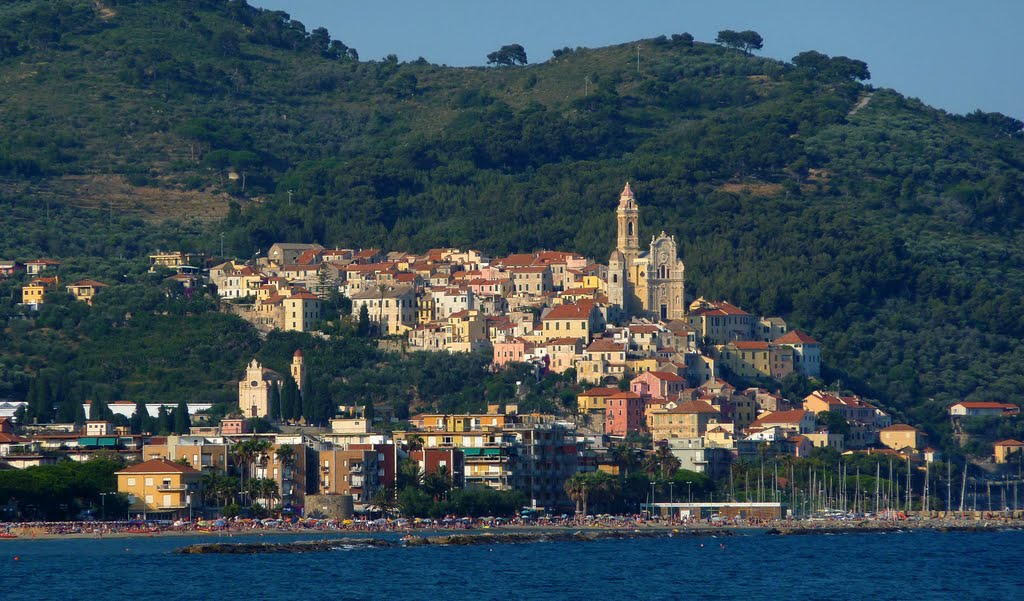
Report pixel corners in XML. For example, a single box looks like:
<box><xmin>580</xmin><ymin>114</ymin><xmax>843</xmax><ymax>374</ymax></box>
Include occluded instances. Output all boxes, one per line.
<box><xmin>238</xmin><ymin>350</ymin><xmax>306</xmax><ymax>419</ymax></box>
<box><xmin>607</xmin><ymin>182</ymin><xmax>686</xmax><ymax>321</ymax></box>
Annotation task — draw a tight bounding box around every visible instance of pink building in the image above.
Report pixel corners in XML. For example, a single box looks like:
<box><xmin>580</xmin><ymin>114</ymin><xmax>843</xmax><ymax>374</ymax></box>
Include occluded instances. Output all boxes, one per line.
<box><xmin>493</xmin><ymin>338</ymin><xmax>534</xmax><ymax>367</ymax></box>
<box><xmin>630</xmin><ymin>371</ymin><xmax>686</xmax><ymax>400</ymax></box>
<box><xmin>605</xmin><ymin>391</ymin><xmax>646</xmax><ymax>437</ymax></box>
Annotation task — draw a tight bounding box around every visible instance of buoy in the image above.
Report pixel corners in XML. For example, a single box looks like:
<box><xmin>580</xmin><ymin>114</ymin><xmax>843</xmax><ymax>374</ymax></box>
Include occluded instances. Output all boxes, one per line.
<box><xmin>14</xmin><ymin>556</ymin><xmax>19</xmax><ymax>561</ymax></box>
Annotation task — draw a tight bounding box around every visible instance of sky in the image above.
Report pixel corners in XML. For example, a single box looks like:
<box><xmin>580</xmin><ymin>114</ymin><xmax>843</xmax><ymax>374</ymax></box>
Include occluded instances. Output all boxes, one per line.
<box><xmin>252</xmin><ymin>0</ymin><xmax>1023</xmax><ymax>119</ymax></box>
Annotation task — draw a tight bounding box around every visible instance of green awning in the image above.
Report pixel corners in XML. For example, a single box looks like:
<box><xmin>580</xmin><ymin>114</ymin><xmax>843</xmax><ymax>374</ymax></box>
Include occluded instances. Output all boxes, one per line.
<box><xmin>97</xmin><ymin>437</ymin><xmax>118</xmax><ymax>447</ymax></box>
<box><xmin>78</xmin><ymin>437</ymin><xmax>97</xmax><ymax>446</ymax></box>
<box><xmin>483</xmin><ymin>448</ymin><xmax>502</xmax><ymax>456</ymax></box>
<box><xmin>463</xmin><ymin>448</ymin><xmax>482</xmax><ymax>456</ymax></box>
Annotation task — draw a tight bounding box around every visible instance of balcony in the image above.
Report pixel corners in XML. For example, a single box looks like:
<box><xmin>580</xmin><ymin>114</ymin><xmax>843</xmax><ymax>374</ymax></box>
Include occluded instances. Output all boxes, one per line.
<box><xmin>155</xmin><ymin>483</ymin><xmax>187</xmax><ymax>491</ymax></box>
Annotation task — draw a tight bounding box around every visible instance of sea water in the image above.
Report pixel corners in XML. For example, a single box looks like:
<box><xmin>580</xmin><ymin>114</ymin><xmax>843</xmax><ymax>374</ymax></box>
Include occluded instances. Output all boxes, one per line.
<box><xmin>1</xmin><ymin>529</ymin><xmax>1021</xmax><ymax>601</ymax></box>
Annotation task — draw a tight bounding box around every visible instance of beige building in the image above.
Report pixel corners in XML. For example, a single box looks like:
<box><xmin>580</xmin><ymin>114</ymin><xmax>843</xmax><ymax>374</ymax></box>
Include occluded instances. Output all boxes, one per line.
<box><xmin>237</xmin><ymin>352</ymin><xmax>305</xmax><ymax>419</ymax></box>
<box><xmin>717</xmin><ymin>341</ymin><xmax>793</xmax><ymax>380</ymax></box>
<box><xmin>116</xmin><ymin>458</ymin><xmax>202</xmax><ymax>517</ymax></box>
<box><xmin>22</xmin><ymin>276</ymin><xmax>59</xmax><ymax>307</ymax></box>
<box><xmin>879</xmin><ymin>424</ymin><xmax>923</xmax><ymax>452</ymax></box>
<box><xmin>350</xmin><ymin>285</ymin><xmax>417</xmax><ymax>335</ymax></box>
<box><xmin>648</xmin><ymin>400</ymin><xmax>721</xmax><ymax>441</ymax></box>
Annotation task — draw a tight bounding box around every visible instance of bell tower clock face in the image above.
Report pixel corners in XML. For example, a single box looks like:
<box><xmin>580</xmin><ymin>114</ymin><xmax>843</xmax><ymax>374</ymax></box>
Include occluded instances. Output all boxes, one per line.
<box><xmin>250</xmin><ymin>381</ymin><xmax>259</xmax><ymax>388</ymax></box>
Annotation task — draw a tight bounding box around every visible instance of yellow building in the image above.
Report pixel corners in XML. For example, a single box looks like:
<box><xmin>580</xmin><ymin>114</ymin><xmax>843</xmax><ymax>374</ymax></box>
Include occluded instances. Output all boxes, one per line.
<box><xmin>65</xmin><ymin>279</ymin><xmax>108</xmax><ymax>305</ymax></box>
<box><xmin>539</xmin><ymin>301</ymin><xmax>600</xmax><ymax>343</ymax></box>
<box><xmin>350</xmin><ymin>285</ymin><xmax>417</xmax><ymax>335</ymax></box>
<box><xmin>576</xmin><ymin>387</ymin><xmax>621</xmax><ymax>414</ymax></box>
<box><xmin>116</xmin><ymin>458</ymin><xmax>202</xmax><ymax>518</ymax></box>
<box><xmin>22</xmin><ymin>276</ymin><xmax>59</xmax><ymax>307</ymax></box>
<box><xmin>994</xmin><ymin>439</ymin><xmax>1024</xmax><ymax>464</ymax></box>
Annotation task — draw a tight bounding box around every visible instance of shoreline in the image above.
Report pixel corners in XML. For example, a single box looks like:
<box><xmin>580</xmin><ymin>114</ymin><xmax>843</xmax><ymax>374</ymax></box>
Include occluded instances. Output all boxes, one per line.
<box><xmin>4</xmin><ymin>518</ymin><xmax>1022</xmax><ymax>541</ymax></box>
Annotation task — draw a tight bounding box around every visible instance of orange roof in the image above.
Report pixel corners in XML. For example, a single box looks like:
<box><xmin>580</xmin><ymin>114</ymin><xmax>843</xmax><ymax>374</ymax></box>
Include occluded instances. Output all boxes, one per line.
<box><xmin>749</xmin><ymin>410</ymin><xmax>810</xmax><ymax>428</ymax></box>
<box><xmin>645</xmin><ymin>371</ymin><xmax>686</xmax><ymax>382</ymax></box>
<box><xmin>67</xmin><ymin>279</ymin><xmax>108</xmax><ymax>288</ymax></box>
<box><xmin>587</xmin><ymin>339</ymin><xmax>625</xmax><ymax>352</ymax></box>
<box><xmin>954</xmin><ymin>401</ymin><xmax>1017</xmax><ymax>409</ymax></box>
<box><xmin>994</xmin><ymin>439</ymin><xmax>1024</xmax><ymax>447</ymax></box>
<box><xmin>116</xmin><ymin>458</ymin><xmax>199</xmax><ymax>474</ymax></box>
<box><xmin>609</xmin><ymin>391</ymin><xmax>641</xmax><ymax>400</ymax></box>
<box><xmin>732</xmin><ymin>341</ymin><xmax>769</xmax><ymax>351</ymax></box>
<box><xmin>581</xmin><ymin>387</ymin><xmax>621</xmax><ymax>397</ymax></box>
<box><xmin>545</xmin><ymin>302</ymin><xmax>593</xmax><ymax>320</ymax></box>
<box><xmin>882</xmin><ymin>424</ymin><xmax>918</xmax><ymax>432</ymax></box>
<box><xmin>669</xmin><ymin>400</ymin><xmax>720</xmax><ymax>414</ymax></box>
<box><xmin>774</xmin><ymin>330</ymin><xmax>820</xmax><ymax>345</ymax></box>
<box><xmin>0</xmin><ymin>432</ymin><xmax>30</xmax><ymax>444</ymax></box>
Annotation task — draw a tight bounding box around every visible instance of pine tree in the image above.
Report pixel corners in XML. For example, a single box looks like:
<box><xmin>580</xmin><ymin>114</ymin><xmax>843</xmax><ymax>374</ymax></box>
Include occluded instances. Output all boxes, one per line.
<box><xmin>173</xmin><ymin>400</ymin><xmax>191</xmax><ymax>434</ymax></box>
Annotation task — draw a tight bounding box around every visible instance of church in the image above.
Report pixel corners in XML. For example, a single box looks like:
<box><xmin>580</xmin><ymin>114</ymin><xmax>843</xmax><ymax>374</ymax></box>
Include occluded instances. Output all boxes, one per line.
<box><xmin>607</xmin><ymin>182</ymin><xmax>686</xmax><ymax>321</ymax></box>
<box><xmin>238</xmin><ymin>350</ymin><xmax>306</xmax><ymax>419</ymax></box>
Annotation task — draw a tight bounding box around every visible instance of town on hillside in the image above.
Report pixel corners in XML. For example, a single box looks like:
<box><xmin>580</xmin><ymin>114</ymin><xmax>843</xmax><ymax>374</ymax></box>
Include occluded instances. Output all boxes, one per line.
<box><xmin>1</xmin><ymin>184</ymin><xmax>1021</xmax><ymax>522</ymax></box>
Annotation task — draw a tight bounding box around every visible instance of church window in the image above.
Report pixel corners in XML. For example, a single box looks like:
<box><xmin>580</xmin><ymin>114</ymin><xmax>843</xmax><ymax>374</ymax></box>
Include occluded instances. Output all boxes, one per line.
<box><xmin>612</xmin><ymin>274</ymin><xmax>618</xmax><ymax>283</ymax></box>
<box><xmin>628</xmin><ymin>222</ymin><xmax>634</xmax><ymax>236</ymax></box>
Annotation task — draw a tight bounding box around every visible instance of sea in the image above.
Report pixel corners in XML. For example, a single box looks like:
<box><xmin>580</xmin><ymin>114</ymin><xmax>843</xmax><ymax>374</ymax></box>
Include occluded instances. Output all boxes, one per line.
<box><xmin>1</xmin><ymin>529</ymin><xmax>1021</xmax><ymax>601</ymax></box>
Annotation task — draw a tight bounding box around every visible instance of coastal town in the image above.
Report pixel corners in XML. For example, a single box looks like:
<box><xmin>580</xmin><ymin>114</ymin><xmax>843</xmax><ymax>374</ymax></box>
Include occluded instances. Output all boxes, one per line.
<box><xmin>1</xmin><ymin>184</ymin><xmax>1021</xmax><ymax>525</ymax></box>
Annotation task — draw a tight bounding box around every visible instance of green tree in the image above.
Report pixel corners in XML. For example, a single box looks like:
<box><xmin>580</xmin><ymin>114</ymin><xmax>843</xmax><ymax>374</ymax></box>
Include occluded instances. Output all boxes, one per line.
<box><xmin>129</xmin><ymin>400</ymin><xmax>150</xmax><ymax>434</ymax></box>
<box><xmin>486</xmin><ymin>44</ymin><xmax>527</xmax><ymax>66</ymax></box>
<box><xmin>357</xmin><ymin>304</ymin><xmax>370</xmax><ymax>337</ymax></box>
<box><xmin>280</xmin><ymin>375</ymin><xmax>298</xmax><ymax>422</ymax></box>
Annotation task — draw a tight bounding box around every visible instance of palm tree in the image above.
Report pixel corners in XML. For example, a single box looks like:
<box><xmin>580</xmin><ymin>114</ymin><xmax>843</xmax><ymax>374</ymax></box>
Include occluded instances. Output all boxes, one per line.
<box><xmin>370</xmin><ymin>485</ymin><xmax>399</xmax><ymax>518</ymax></box>
<box><xmin>564</xmin><ymin>473</ymin><xmax>590</xmax><ymax>517</ymax></box>
<box><xmin>423</xmin><ymin>465</ymin><xmax>452</xmax><ymax>502</ymax></box>
<box><xmin>655</xmin><ymin>445</ymin><xmax>681</xmax><ymax>479</ymax></box>
<box><xmin>397</xmin><ymin>458</ymin><xmax>423</xmax><ymax>490</ymax></box>
<box><xmin>405</xmin><ymin>433</ymin><xmax>424</xmax><ymax>453</ymax></box>
<box><xmin>275</xmin><ymin>444</ymin><xmax>297</xmax><ymax>503</ymax></box>
<box><xmin>610</xmin><ymin>443</ymin><xmax>638</xmax><ymax>477</ymax></box>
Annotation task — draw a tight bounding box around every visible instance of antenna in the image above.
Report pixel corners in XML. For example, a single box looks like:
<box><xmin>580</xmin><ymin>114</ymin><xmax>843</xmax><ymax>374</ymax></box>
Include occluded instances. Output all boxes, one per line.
<box><xmin>288</xmin><ymin>189</ymin><xmax>294</xmax><ymax>205</ymax></box>
<box><xmin>636</xmin><ymin>44</ymin><xmax>641</xmax><ymax>73</ymax></box>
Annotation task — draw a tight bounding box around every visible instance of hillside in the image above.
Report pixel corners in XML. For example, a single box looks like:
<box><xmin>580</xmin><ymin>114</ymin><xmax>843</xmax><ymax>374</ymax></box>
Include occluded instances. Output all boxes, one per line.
<box><xmin>1</xmin><ymin>0</ymin><xmax>1024</xmax><ymax>446</ymax></box>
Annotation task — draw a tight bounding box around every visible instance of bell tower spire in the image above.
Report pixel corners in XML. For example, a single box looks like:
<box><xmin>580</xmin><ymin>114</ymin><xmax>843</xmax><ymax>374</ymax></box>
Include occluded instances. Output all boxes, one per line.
<box><xmin>616</xmin><ymin>181</ymin><xmax>640</xmax><ymax>261</ymax></box>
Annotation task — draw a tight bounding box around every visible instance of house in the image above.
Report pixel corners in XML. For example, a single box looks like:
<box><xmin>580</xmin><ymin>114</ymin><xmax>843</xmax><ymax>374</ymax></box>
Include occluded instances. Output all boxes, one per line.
<box><xmin>319</xmin><ymin>447</ymin><xmax>381</xmax><ymax>505</ymax></box>
<box><xmin>576</xmin><ymin>387</ymin><xmax>622</xmax><ymax>415</ymax></box>
<box><xmin>149</xmin><ymin>251</ymin><xmax>206</xmax><ymax>274</ymax></box>
<box><xmin>116</xmin><ymin>458</ymin><xmax>202</xmax><ymax>518</ymax></box>
<box><xmin>648</xmin><ymin>400</ymin><xmax>721</xmax><ymax>441</ymax></box>
<box><xmin>949</xmin><ymin>401</ymin><xmax>1020</xmax><ymax>417</ymax></box>
<box><xmin>604</xmin><ymin>391</ymin><xmax>645</xmax><ymax>436</ymax></box>
<box><xmin>717</xmin><ymin>341</ymin><xmax>793</xmax><ymax>380</ymax></box>
<box><xmin>349</xmin><ymin>285</ymin><xmax>417</xmax><ymax>335</ymax></box>
<box><xmin>66</xmin><ymin>279</ymin><xmax>108</xmax><ymax>304</ymax></box>
<box><xmin>575</xmin><ymin>338</ymin><xmax>627</xmax><ymax>385</ymax></box>
<box><xmin>746</xmin><ymin>410</ymin><xmax>815</xmax><ymax>435</ymax></box>
<box><xmin>685</xmin><ymin>299</ymin><xmax>755</xmax><ymax>344</ymax></box>
<box><xmin>630</xmin><ymin>371</ymin><xmax>686</xmax><ymax>401</ymax></box>
<box><xmin>994</xmin><ymin>439</ymin><xmax>1024</xmax><ymax>464</ymax></box>
<box><xmin>879</xmin><ymin>424</ymin><xmax>924</xmax><ymax>452</ymax></box>
<box><xmin>539</xmin><ymin>301</ymin><xmax>601</xmax><ymax>343</ymax></box>
<box><xmin>0</xmin><ymin>260</ymin><xmax>22</xmax><ymax>279</ymax></box>
<box><xmin>22</xmin><ymin>276</ymin><xmax>59</xmax><ymax>307</ymax></box>
<box><xmin>25</xmin><ymin>258</ymin><xmax>61</xmax><ymax>275</ymax></box>
<box><xmin>773</xmin><ymin>330</ymin><xmax>821</xmax><ymax>377</ymax></box>
<box><xmin>267</xmin><ymin>243</ymin><xmax>325</xmax><ymax>266</ymax></box>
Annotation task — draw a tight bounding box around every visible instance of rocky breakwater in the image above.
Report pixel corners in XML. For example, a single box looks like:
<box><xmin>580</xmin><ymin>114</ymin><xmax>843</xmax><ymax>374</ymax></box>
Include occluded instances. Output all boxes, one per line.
<box><xmin>175</xmin><ymin>529</ymin><xmax>731</xmax><ymax>554</ymax></box>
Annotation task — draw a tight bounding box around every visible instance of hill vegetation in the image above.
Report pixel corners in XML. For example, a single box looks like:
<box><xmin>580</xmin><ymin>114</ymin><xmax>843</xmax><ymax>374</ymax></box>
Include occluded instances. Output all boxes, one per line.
<box><xmin>1</xmin><ymin>0</ymin><xmax>1023</xmax><ymax>450</ymax></box>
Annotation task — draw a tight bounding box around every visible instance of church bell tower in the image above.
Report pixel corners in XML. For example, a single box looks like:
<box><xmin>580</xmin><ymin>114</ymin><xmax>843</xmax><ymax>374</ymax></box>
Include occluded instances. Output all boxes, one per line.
<box><xmin>616</xmin><ymin>182</ymin><xmax>640</xmax><ymax>262</ymax></box>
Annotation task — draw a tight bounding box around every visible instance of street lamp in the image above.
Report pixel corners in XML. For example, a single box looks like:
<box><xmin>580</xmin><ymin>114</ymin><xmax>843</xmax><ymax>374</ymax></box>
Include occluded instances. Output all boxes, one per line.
<box><xmin>100</xmin><ymin>492</ymin><xmax>113</xmax><ymax>521</ymax></box>
<box><xmin>650</xmin><ymin>481</ymin><xmax>656</xmax><ymax>517</ymax></box>
<box><xmin>686</xmin><ymin>481</ymin><xmax>693</xmax><ymax>505</ymax></box>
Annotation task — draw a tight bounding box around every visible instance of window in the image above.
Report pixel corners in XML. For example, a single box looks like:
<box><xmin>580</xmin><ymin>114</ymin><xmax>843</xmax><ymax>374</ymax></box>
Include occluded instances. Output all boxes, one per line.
<box><xmin>145</xmin><ymin>478</ymin><xmax>153</xmax><ymax>486</ymax></box>
<box><xmin>127</xmin><ymin>478</ymin><xmax>136</xmax><ymax>486</ymax></box>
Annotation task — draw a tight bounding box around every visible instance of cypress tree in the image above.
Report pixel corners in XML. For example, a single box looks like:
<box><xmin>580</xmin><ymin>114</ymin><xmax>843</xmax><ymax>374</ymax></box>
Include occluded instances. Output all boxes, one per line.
<box><xmin>156</xmin><ymin>406</ymin><xmax>172</xmax><ymax>435</ymax></box>
<box><xmin>268</xmin><ymin>383</ymin><xmax>281</xmax><ymax>421</ymax></box>
<box><xmin>89</xmin><ymin>398</ymin><xmax>111</xmax><ymax>421</ymax></box>
<box><xmin>357</xmin><ymin>304</ymin><xmax>370</xmax><ymax>337</ymax></box>
<box><xmin>173</xmin><ymin>400</ymin><xmax>190</xmax><ymax>434</ymax></box>
<box><xmin>130</xmin><ymin>400</ymin><xmax>150</xmax><ymax>434</ymax></box>
<box><xmin>280</xmin><ymin>375</ymin><xmax>297</xmax><ymax>422</ymax></box>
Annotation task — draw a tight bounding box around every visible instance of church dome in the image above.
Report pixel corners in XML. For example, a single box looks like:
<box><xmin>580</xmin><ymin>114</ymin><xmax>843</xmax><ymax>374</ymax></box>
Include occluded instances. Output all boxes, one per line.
<box><xmin>293</xmin><ymin>349</ymin><xmax>303</xmax><ymax>358</ymax></box>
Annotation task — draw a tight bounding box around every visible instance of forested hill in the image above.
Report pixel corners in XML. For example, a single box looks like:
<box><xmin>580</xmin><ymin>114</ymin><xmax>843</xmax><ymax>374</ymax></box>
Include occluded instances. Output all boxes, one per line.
<box><xmin>2</xmin><ymin>0</ymin><xmax>1024</xmax><ymax>437</ymax></box>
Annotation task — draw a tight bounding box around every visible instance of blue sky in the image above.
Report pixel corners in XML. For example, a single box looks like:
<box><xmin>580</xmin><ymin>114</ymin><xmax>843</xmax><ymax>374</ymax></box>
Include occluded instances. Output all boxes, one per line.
<box><xmin>252</xmin><ymin>0</ymin><xmax>1023</xmax><ymax>119</ymax></box>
